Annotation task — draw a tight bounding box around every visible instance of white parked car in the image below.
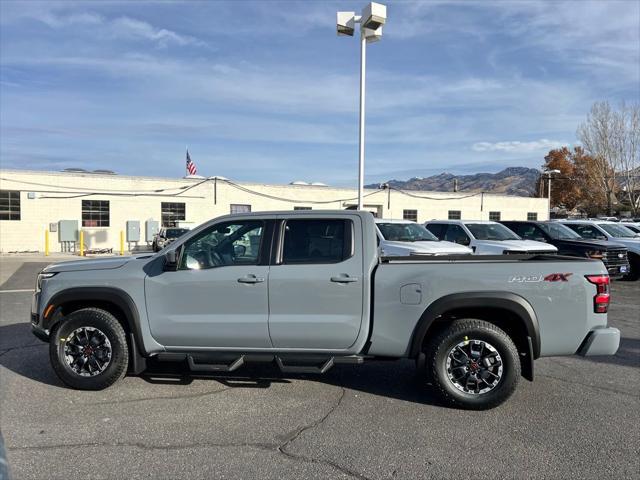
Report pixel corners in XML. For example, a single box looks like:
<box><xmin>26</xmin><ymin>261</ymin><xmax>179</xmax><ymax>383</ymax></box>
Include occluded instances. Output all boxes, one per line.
<box><xmin>424</xmin><ymin>220</ymin><xmax>558</xmax><ymax>255</ymax></box>
<box><xmin>559</xmin><ymin>220</ymin><xmax>640</xmax><ymax>279</ymax></box>
<box><xmin>375</xmin><ymin>219</ymin><xmax>473</xmax><ymax>256</ymax></box>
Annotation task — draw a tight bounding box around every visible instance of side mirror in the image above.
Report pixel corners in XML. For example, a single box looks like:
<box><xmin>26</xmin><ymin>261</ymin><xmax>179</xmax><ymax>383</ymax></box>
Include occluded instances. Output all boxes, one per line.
<box><xmin>164</xmin><ymin>249</ymin><xmax>179</xmax><ymax>271</ymax></box>
<box><xmin>233</xmin><ymin>244</ymin><xmax>246</xmax><ymax>257</ymax></box>
<box><xmin>457</xmin><ymin>236</ymin><xmax>470</xmax><ymax>246</ymax></box>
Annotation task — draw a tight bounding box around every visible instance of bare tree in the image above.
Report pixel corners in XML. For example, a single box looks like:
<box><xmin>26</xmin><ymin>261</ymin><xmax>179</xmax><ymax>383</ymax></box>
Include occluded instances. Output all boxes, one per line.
<box><xmin>577</xmin><ymin>101</ymin><xmax>619</xmax><ymax>215</ymax></box>
<box><xmin>614</xmin><ymin>102</ymin><xmax>640</xmax><ymax>215</ymax></box>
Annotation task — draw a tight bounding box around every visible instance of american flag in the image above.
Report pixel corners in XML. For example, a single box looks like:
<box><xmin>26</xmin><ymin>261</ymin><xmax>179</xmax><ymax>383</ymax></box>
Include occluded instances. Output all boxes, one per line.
<box><xmin>186</xmin><ymin>149</ymin><xmax>197</xmax><ymax>175</ymax></box>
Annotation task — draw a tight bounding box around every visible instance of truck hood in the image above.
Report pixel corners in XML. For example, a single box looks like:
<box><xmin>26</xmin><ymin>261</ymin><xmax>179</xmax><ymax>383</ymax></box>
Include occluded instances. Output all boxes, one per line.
<box><xmin>382</xmin><ymin>240</ymin><xmax>472</xmax><ymax>255</ymax></box>
<box><xmin>555</xmin><ymin>239</ymin><xmax>624</xmax><ymax>250</ymax></box>
<box><xmin>42</xmin><ymin>256</ymin><xmax>133</xmax><ymax>273</ymax></box>
<box><xmin>477</xmin><ymin>239</ymin><xmax>558</xmax><ymax>253</ymax></box>
<box><xmin>607</xmin><ymin>238</ymin><xmax>640</xmax><ymax>253</ymax></box>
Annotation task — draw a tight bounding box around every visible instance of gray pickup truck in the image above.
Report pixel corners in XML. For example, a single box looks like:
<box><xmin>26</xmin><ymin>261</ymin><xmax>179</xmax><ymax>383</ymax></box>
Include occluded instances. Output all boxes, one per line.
<box><xmin>31</xmin><ymin>211</ymin><xmax>620</xmax><ymax>409</ymax></box>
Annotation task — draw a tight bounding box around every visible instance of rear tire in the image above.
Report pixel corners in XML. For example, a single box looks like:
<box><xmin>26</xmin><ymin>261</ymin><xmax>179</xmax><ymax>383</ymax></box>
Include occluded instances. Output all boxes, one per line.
<box><xmin>49</xmin><ymin>308</ymin><xmax>129</xmax><ymax>390</ymax></box>
<box><xmin>422</xmin><ymin>319</ymin><xmax>520</xmax><ymax>410</ymax></box>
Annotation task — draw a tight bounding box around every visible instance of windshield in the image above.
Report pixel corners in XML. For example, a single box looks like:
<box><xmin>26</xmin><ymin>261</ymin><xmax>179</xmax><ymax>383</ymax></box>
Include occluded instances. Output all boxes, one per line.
<box><xmin>537</xmin><ymin>223</ymin><xmax>582</xmax><ymax>240</ymax></box>
<box><xmin>465</xmin><ymin>223</ymin><xmax>520</xmax><ymax>241</ymax></box>
<box><xmin>597</xmin><ymin>223</ymin><xmax>638</xmax><ymax>238</ymax></box>
<box><xmin>377</xmin><ymin>222</ymin><xmax>438</xmax><ymax>242</ymax></box>
<box><xmin>166</xmin><ymin>228</ymin><xmax>189</xmax><ymax>238</ymax></box>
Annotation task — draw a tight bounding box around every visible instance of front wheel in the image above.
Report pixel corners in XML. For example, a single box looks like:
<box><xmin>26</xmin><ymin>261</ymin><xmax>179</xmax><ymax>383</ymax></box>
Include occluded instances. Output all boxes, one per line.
<box><xmin>422</xmin><ymin>319</ymin><xmax>520</xmax><ymax>410</ymax></box>
<box><xmin>49</xmin><ymin>308</ymin><xmax>129</xmax><ymax>390</ymax></box>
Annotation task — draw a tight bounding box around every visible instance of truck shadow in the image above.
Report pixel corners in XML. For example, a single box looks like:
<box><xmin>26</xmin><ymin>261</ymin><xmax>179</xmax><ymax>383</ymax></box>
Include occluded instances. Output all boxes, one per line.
<box><xmin>580</xmin><ymin>337</ymin><xmax>640</xmax><ymax>368</ymax></box>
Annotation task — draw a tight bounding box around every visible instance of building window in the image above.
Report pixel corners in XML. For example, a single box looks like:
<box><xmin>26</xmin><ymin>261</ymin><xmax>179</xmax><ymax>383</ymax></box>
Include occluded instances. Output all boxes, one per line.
<box><xmin>0</xmin><ymin>190</ymin><xmax>20</xmax><ymax>220</ymax></box>
<box><xmin>161</xmin><ymin>202</ymin><xmax>186</xmax><ymax>227</ymax></box>
<box><xmin>403</xmin><ymin>209</ymin><xmax>418</xmax><ymax>222</ymax></box>
<box><xmin>294</xmin><ymin>206</ymin><xmax>312</xmax><ymax>210</ymax></box>
<box><xmin>527</xmin><ymin>212</ymin><xmax>538</xmax><ymax>221</ymax></box>
<box><xmin>82</xmin><ymin>200</ymin><xmax>109</xmax><ymax>227</ymax></box>
<box><xmin>489</xmin><ymin>211</ymin><xmax>501</xmax><ymax>221</ymax></box>
<box><xmin>448</xmin><ymin>210</ymin><xmax>462</xmax><ymax>220</ymax></box>
<box><xmin>230</xmin><ymin>204</ymin><xmax>251</xmax><ymax>214</ymax></box>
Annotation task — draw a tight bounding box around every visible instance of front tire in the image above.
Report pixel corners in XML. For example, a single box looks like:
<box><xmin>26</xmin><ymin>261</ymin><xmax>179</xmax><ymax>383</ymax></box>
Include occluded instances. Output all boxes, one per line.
<box><xmin>422</xmin><ymin>319</ymin><xmax>520</xmax><ymax>410</ymax></box>
<box><xmin>49</xmin><ymin>308</ymin><xmax>129</xmax><ymax>390</ymax></box>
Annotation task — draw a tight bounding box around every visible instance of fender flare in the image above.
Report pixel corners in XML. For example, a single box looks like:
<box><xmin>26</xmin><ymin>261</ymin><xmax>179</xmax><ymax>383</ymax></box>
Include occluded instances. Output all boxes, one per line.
<box><xmin>409</xmin><ymin>291</ymin><xmax>540</xmax><ymax>359</ymax></box>
<box><xmin>44</xmin><ymin>286</ymin><xmax>147</xmax><ymax>356</ymax></box>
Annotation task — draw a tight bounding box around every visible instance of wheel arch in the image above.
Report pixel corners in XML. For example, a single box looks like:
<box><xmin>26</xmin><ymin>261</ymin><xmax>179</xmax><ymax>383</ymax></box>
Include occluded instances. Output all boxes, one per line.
<box><xmin>409</xmin><ymin>292</ymin><xmax>540</xmax><ymax>380</ymax></box>
<box><xmin>44</xmin><ymin>287</ymin><xmax>148</xmax><ymax>359</ymax></box>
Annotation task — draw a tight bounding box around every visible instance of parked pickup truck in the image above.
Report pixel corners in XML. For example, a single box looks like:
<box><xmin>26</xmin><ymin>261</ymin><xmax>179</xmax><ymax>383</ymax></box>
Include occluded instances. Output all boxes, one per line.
<box><xmin>375</xmin><ymin>219</ymin><xmax>473</xmax><ymax>256</ymax></box>
<box><xmin>31</xmin><ymin>211</ymin><xmax>620</xmax><ymax>410</ymax></box>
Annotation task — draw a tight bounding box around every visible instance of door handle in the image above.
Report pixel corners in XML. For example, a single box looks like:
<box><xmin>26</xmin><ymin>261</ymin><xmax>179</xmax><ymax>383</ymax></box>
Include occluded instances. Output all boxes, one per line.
<box><xmin>237</xmin><ymin>275</ymin><xmax>265</xmax><ymax>284</ymax></box>
<box><xmin>330</xmin><ymin>275</ymin><xmax>358</xmax><ymax>284</ymax></box>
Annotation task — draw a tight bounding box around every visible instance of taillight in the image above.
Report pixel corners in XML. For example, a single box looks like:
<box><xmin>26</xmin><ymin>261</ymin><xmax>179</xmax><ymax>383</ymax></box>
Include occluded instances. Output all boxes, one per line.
<box><xmin>585</xmin><ymin>274</ymin><xmax>610</xmax><ymax>313</ymax></box>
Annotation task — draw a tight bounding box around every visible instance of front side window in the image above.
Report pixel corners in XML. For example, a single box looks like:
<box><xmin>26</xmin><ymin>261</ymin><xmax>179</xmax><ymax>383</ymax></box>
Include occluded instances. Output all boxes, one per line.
<box><xmin>403</xmin><ymin>209</ymin><xmax>418</xmax><ymax>222</ymax></box>
<box><xmin>444</xmin><ymin>224</ymin><xmax>470</xmax><ymax>245</ymax></box>
<box><xmin>161</xmin><ymin>202</ymin><xmax>185</xmax><ymax>227</ymax></box>
<box><xmin>448</xmin><ymin>210</ymin><xmax>462</xmax><ymax>220</ymax></box>
<box><xmin>180</xmin><ymin>221</ymin><xmax>264</xmax><ymax>270</ymax></box>
<box><xmin>377</xmin><ymin>222</ymin><xmax>437</xmax><ymax>242</ymax></box>
<box><xmin>537</xmin><ymin>223</ymin><xmax>581</xmax><ymax>240</ymax></box>
<box><xmin>282</xmin><ymin>219</ymin><xmax>352</xmax><ymax>264</ymax></box>
<box><xmin>465</xmin><ymin>223</ymin><xmax>520</xmax><ymax>241</ymax></box>
<box><xmin>0</xmin><ymin>190</ymin><xmax>20</xmax><ymax>220</ymax></box>
<box><xmin>564</xmin><ymin>224</ymin><xmax>606</xmax><ymax>240</ymax></box>
<box><xmin>489</xmin><ymin>211</ymin><xmax>501</xmax><ymax>221</ymax></box>
<box><xmin>82</xmin><ymin>200</ymin><xmax>109</xmax><ymax>227</ymax></box>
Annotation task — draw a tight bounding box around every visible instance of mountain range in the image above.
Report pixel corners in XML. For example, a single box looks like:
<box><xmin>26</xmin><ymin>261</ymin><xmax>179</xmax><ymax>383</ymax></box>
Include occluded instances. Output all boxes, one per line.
<box><xmin>366</xmin><ymin>167</ymin><xmax>541</xmax><ymax>197</ymax></box>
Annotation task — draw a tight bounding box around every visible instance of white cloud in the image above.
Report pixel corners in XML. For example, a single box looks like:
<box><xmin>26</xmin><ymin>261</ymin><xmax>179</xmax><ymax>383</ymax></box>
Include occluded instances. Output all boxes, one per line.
<box><xmin>111</xmin><ymin>17</ymin><xmax>206</xmax><ymax>48</ymax></box>
<box><xmin>472</xmin><ymin>139</ymin><xmax>566</xmax><ymax>153</ymax></box>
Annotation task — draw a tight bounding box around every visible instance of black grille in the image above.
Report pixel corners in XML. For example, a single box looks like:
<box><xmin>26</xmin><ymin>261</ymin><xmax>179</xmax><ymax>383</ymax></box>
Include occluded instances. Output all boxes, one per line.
<box><xmin>603</xmin><ymin>249</ymin><xmax>629</xmax><ymax>268</ymax></box>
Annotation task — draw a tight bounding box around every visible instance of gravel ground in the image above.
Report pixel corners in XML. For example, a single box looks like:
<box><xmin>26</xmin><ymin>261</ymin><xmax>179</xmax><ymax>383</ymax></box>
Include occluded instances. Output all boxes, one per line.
<box><xmin>0</xmin><ymin>259</ymin><xmax>638</xmax><ymax>480</ymax></box>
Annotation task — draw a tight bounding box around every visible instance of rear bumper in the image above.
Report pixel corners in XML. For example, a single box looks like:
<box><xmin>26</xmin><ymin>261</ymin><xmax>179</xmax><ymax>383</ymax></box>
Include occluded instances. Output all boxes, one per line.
<box><xmin>576</xmin><ymin>327</ymin><xmax>620</xmax><ymax>356</ymax></box>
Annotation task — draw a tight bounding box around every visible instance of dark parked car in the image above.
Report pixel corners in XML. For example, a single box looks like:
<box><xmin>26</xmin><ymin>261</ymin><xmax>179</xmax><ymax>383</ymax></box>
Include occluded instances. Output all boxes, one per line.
<box><xmin>152</xmin><ymin>227</ymin><xmax>190</xmax><ymax>252</ymax></box>
<box><xmin>501</xmin><ymin>221</ymin><xmax>630</xmax><ymax>278</ymax></box>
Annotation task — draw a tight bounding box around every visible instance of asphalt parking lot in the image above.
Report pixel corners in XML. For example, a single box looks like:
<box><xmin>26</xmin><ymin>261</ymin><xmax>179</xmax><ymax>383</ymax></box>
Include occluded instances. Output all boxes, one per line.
<box><xmin>1</xmin><ymin>258</ymin><xmax>638</xmax><ymax>480</ymax></box>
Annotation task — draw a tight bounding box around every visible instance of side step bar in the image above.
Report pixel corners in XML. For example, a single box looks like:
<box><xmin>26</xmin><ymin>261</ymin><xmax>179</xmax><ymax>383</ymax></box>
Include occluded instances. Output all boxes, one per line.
<box><xmin>171</xmin><ymin>353</ymin><xmax>366</xmax><ymax>374</ymax></box>
<box><xmin>187</xmin><ymin>355</ymin><xmax>245</xmax><ymax>372</ymax></box>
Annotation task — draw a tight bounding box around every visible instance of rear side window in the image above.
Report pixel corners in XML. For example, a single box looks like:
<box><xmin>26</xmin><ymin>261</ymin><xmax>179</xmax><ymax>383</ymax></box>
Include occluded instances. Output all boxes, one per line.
<box><xmin>425</xmin><ymin>223</ymin><xmax>446</xmax><ymax>239</ymax></box>
<box><xmin>282</xmin><ymin>219</ymin><xmax>352</xmax><ymax>264</ymax></box>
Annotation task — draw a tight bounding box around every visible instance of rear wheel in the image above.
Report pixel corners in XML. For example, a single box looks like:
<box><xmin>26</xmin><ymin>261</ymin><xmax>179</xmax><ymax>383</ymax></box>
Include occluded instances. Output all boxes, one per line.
<box><xmin>422</xmin><ymin>319</ymin><xmax>520</xmax><ymax>410</ymax></box>
<box><xmin>49</xmin><ymin>308</ymin><xmax>129</xmax><ymax>390</ymax></box>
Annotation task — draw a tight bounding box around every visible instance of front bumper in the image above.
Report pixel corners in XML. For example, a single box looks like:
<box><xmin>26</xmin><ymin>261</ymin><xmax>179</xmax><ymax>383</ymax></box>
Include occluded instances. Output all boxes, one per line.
<box><xmin>576</xmin><ymin>327</ymin><xmax>620</xmax><ymax>356</ymax></box>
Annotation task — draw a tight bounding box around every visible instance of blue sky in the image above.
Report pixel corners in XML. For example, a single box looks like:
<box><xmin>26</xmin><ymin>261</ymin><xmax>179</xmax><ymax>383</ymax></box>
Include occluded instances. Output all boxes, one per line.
<box><xmin>0</xmin><ymin>0</ymin><xmax>638</xmax><ymax>186</ymax></box>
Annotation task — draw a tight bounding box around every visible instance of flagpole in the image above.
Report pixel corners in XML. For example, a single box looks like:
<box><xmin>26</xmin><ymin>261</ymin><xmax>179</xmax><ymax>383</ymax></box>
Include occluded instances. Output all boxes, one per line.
<box><xmin>185</xmin><ymin>146</ymin><xmax>188</xmax><ymax>177</ymax></box>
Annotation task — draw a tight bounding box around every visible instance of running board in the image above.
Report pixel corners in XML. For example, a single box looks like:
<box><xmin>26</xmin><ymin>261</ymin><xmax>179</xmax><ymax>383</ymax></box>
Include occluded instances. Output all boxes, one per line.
<box><xmin>187</xmin><ymin>355</ymin><xmax>245</xmax><ymax>372</ymax></box>
<box><xmin>275</xmin><ymin>355</ymin><xmax>365</xmax><ymax>374</ymax></box>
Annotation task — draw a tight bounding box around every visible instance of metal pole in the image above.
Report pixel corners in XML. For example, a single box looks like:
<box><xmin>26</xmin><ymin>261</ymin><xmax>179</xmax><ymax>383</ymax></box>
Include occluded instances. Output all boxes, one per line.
<box><xmin>547</xmin><ymin>174</ymin><xmax>551</xmax><ymax>219</ymax></box>
<box><xmin>357</xmin><ymin>31</ymin><xmax>366</xmax><ymax>210</ymax></box>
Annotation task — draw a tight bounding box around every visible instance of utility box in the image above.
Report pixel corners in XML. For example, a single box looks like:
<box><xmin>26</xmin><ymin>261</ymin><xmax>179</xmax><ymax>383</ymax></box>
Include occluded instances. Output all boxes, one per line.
<box><xmin>145</xmin><ymin>220</ymin><xmax>159</xmax><ymax>242</ymax></box>
<box><xmin>58</xmin><ymin>220</ymin><xmax>78</xmax><ymax>242</ymax></box>
<box><xmin>126</xmin><ymin>221</ymin><xmax>141</xmax><ymax>242</ymax></box>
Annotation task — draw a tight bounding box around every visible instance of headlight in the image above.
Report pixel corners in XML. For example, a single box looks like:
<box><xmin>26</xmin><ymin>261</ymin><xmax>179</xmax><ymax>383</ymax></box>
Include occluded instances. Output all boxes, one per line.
<box><xmin>36</xmin><ymin>272</ymin><xmax>57</xmax><ymax>291</ymax></box>
<box><xmin>586</xmin><ymin>250</ymin><xmax>603</xmax><ymax>259</ymax></box>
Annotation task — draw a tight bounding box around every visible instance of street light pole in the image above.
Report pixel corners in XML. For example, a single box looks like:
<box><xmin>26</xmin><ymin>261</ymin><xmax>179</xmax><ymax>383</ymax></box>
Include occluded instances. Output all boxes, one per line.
<box><xmin>545</xmin><ymin>169</ymin><xmax>560</xmax><ymax>219</ymax></box>
<box><xmin>337</xmin><ymin>3</ymin><xmax>386</xmax><ymax>210</ymax></box>
<box><xmin>358</xmin><ymin>30</ymin><xmax>366</xmax><ymax>210</ymax></box>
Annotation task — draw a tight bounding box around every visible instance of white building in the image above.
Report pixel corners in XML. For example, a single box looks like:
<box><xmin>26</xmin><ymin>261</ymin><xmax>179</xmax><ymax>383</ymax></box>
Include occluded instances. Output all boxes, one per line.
<box><xmin>0</xmin><ymin>169</ymin><xmax>549</xmax><ymax>253</ymax></box>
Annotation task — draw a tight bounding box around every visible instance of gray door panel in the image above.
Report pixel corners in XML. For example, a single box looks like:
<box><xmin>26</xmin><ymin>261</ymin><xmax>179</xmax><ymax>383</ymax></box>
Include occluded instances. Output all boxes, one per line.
<box><xmin>145</xmin><ymin>266</ymin><xmax>271</xmax><ymax>348</ymax></box>
<box><xmin>268</xmin><ymin>218</ymin><xmax>364</xmax><ymax>350</ymax></box>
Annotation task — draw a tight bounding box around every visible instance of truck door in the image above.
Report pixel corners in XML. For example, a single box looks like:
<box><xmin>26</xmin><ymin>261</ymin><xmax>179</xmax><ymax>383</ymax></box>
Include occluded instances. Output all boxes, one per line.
<box><xmin>145</xmin><ymin>219</ymin><xmax>271</xmax><ymax>348</ymax></box>
<box><xmin>268</xmin><ymin>217</ymin><xmax>364</xmax><ymax>350</ymax></box>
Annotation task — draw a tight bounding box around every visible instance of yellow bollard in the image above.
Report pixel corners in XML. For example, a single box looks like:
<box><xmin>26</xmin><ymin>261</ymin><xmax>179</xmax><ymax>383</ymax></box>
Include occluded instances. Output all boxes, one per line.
<box><xmin>120</xmin><ymin>230</ymin><xmax>125</xmax><ymax>256</ymax></box>
<box><xmin>79</xmin><ymin>230</ymin><xmax>84</xmax><ymax>256</ymax></box>
<box><xmin>44</xmin><ymin>229</ymin><xmax>49</xmax><ymax>256</ymax></box>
